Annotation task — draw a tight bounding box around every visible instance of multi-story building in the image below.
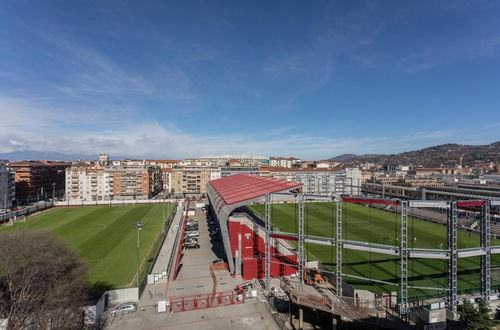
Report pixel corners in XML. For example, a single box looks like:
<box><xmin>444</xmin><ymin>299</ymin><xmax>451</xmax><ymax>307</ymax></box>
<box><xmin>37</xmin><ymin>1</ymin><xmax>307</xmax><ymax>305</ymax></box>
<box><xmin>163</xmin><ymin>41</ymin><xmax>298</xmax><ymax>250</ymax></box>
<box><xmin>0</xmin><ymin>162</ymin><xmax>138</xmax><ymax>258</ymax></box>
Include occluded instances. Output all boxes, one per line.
<box><xmin>220</xmin><ymin>166</ymin><xmax>261</xmax><ymax>177</ymax></box>
<box><xmin>147</xmin><ymin>160</ymin><xmax>180</xmax><ymax>168</ymax></box>
<box><xmin>260</xmin><ymin>167</ymin><xmax>346</xmax><ymax>195</ymax></box>
<box><xmin>0</xmin><ymin>160</ymin><xmax>15</xmax><ymax>210</ymax></box>
<box><xmin>109</xmin><ymin>166</ymin><xmax>162</xmax><ymax>199</ymax></box>
<box><xmin>9</xmin><ymin>161</ymin><xmax>70</xmax><ymax>203</ymax></box>
<box><xmin>197</xmin><ymin>155</ymin><xmax>269</xmax><ymax>167</ymax></box>
<box><xmin>65</xmin><ymin>160</ymin><xmax>162</xmax><ymax>202</ymax></box>
<box><xmin>344</xmin><ymin>167</ymin><xmax>362</xmax><ymax>196</ymax></box>
<box><xmin>65</xmin><ymin>162</ymin><xmax>112</xmax><ymax>201</ymax></box>
<box><xmin>161</xmin><ymin>168</ymin><xmax>172</xmax><ymax>192</ymax></box>
<box><xmin>170</xmin><ymin>166</ymin><xmax>221</xmax><ymax>197</ymax></box>
<box><xmin>269</xmin><ymin>157</ymin><xmax>301</xmax><ymax>168</ymax></box>
<box><xmin>414</xmin><ymin>167</ymin><xmax>472</xmax><ymax>178</ymax></box>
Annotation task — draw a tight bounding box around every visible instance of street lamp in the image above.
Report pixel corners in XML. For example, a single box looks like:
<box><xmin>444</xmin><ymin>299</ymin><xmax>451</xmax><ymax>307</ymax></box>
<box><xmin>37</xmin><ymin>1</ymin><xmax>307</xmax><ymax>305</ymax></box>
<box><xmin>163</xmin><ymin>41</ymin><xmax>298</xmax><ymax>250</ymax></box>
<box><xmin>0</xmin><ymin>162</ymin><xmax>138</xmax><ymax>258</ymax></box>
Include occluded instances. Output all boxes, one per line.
<box><xmin>133</xmin><ymin>221</ymin><xmax>145</xmax><ymax>287</ymax></box>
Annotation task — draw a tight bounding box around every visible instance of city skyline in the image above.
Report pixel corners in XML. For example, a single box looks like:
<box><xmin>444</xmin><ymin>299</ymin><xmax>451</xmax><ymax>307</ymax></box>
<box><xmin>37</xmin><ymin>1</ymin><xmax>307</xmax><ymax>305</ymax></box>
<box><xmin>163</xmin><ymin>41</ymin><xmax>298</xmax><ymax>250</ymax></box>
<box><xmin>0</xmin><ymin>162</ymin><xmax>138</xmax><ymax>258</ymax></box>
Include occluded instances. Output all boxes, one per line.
<box><xmin>1</xmin><ymin>1</ymin><xmax>500</xmax><ymax>159</ymax></box>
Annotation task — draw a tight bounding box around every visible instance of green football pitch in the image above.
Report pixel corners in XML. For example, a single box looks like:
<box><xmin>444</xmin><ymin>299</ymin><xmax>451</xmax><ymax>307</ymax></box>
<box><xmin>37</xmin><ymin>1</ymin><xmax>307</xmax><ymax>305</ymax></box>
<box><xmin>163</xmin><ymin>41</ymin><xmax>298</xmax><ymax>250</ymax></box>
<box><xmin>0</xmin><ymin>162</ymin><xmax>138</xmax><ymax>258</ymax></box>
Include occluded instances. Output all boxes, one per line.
<box><xmin>249</xmin><ymin>202</ymin><xmax>500</xmax><ymax>301</ymax></box>
<box><xmin>1</xmin><ymin>204</ymin><xmax>175</xmax><ymax>288</ymax></box>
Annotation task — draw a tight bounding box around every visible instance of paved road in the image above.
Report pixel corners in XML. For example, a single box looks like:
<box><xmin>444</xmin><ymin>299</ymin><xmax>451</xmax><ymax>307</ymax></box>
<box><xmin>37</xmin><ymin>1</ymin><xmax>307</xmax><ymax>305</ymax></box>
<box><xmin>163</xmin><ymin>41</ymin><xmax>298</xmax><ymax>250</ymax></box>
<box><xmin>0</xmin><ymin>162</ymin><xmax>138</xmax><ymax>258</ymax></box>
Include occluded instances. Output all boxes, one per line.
<box><xmin>104</xmin><ymin>202</ymin><xmax>278</xmax><ymax>330</ymax></box>
<box><xmin>105</xmin><ymin>298</ymin><xmax>277</xmax><ymax>330</ymax></box>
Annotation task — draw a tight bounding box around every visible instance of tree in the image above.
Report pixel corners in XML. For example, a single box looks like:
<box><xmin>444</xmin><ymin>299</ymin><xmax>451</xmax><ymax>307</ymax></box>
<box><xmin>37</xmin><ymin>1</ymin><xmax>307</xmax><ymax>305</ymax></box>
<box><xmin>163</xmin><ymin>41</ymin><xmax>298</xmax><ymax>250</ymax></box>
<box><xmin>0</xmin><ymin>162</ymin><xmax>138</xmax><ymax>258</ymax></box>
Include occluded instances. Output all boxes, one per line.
<box><xmin>0</xmin><ymin>229</ymin><xmax>88</xmax><ymax>329</ymax></box>
<box><xmin>458</xmin><ymin>298</ymin><xmax>493</xmax><ymax>330</ymax></box>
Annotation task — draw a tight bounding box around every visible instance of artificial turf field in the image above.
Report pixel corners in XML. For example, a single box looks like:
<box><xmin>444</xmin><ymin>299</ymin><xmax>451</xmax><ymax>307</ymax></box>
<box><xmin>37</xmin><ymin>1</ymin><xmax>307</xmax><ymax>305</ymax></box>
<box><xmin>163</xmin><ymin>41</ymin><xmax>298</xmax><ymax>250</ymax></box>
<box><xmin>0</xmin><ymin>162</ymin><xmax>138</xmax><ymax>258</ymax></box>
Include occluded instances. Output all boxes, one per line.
<box><xmin>1</xmin><ymin>204</ymin><xmax>174</xmax><ymax>288</ymax></box>
<box><xmin>249</xmin><ymin>202</ymin><xmax>500</xmax><ymax>301</ymax></box>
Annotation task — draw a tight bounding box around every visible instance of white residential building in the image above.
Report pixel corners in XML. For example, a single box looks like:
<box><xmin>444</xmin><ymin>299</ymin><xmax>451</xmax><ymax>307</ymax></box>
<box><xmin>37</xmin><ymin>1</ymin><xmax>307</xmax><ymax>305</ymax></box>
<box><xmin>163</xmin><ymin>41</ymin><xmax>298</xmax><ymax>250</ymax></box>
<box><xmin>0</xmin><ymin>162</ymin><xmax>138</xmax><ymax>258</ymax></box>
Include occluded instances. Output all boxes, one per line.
<box><xmin>345</xmin><ymin>167</ymin><xmax>362</xmax><ymax>196</ymax></box>
<box><xmin>198</xmin><ymin>155</ymin><xmax>269</xmax><ymax>167</ymax></box>
<box><xmin>65</xmin><ymin>161</ymin><xmax>162</xmax><ymax>202</ymax></box>
<box><xmin>263</xmin><ymin>167</ymin><xmax>345</xmax><ymax>195</ymax></box>
<box><xmin>269</xmin><ymin>157</ymin><xmax>301</xmax><ymax>168</ymax></box>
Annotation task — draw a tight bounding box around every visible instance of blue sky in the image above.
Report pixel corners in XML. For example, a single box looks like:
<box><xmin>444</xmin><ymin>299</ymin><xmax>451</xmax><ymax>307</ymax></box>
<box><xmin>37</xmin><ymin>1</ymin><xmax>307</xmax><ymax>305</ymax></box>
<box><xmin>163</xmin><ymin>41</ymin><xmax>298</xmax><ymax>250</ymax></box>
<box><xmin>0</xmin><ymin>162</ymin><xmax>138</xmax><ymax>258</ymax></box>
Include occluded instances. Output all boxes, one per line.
<box><xmin>0</xmin><ymin>0</ymin><xmax>499</xmax><ymax>159</ymax></box>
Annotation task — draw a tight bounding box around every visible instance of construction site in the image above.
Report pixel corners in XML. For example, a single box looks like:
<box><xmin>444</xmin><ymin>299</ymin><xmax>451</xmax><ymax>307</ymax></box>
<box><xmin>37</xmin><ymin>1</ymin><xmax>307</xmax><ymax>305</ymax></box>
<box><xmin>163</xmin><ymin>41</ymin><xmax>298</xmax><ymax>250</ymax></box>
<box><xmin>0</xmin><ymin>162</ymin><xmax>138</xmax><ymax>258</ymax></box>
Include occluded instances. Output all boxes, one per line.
<box><xmin>205</xmin><ymin>174</ymin><xmax>500</xmax><ymax>329</ymax></box>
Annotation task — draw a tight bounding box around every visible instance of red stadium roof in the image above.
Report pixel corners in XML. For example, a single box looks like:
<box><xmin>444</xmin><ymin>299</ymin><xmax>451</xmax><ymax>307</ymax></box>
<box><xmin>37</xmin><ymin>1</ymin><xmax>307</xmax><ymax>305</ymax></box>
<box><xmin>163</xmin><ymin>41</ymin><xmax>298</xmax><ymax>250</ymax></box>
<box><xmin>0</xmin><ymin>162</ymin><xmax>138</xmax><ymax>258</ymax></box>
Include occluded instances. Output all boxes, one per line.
<box><xmin>209</xmin><ymin>173</ymin><xmax>302</xmax><ymax>206</ymax></box>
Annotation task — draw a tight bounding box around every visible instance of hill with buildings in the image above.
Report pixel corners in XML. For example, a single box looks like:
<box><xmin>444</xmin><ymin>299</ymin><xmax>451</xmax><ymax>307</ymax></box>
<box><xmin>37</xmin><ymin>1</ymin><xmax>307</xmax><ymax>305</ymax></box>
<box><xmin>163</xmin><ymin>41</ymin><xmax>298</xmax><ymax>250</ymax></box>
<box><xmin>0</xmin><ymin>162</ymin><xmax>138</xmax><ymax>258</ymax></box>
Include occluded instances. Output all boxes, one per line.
<box><xmin>328</xmin><ymin>141</ymin><xmax>500</xmax><ymax>166</ymax></box>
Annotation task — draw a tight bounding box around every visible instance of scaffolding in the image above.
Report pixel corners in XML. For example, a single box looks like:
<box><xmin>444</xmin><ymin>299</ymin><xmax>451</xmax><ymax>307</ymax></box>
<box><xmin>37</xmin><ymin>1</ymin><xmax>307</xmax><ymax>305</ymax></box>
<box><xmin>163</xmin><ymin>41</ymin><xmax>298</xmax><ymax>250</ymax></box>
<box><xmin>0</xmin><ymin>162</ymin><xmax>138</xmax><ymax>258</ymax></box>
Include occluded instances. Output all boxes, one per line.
<box><xmin>297</xmin><ymin>193</ymin><xmax>305</xmax><ymax>292</ymax></box>
<box><xmin>447</xmin><ymin>202</ymin><xmax>458</xmax><ymax>316</ymax></box>
<box><xmin>265</xmin><ymin>193</ymin><xmax>271</xmax><ymax>290</ymax></box>
<box><xmin>260</xmin><ymin>194</ymin><xmax>496</xmax><ymax>321</ymax></box>
<box><xmin>400</xmin><ymin>200</ymin><xmax>408</xmax><ymax>319</ymax></box>
<box><xmin>335</xmin><ymin>199</ymin><xmax>343</xmax><ymax>298</ymax></box>
<box><xmin>481</xmin><ymin>201</ymin><xmax>491</xmax><ymax>300</ymax></box>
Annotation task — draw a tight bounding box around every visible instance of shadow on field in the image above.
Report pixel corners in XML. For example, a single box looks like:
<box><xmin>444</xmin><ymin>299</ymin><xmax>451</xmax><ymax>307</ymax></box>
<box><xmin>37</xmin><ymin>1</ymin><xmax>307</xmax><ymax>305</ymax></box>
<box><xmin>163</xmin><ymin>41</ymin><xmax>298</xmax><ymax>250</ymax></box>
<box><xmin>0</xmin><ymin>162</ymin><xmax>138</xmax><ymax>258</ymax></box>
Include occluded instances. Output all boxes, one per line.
<box><xmin>87</xmin><ymin>281</ymin><xmax>114</xmax><ymax>303</ymax></box>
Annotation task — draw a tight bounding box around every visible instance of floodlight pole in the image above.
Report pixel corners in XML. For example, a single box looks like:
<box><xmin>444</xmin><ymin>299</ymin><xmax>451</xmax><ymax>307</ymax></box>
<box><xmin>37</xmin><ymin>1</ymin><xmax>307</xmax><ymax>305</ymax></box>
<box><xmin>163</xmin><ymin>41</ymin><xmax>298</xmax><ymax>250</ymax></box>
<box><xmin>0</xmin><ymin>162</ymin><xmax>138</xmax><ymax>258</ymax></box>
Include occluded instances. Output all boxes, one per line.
<box><xmin>133</xmin><ymin>221</ymin><xmax>145</xmax><ymax>287</ymax></box>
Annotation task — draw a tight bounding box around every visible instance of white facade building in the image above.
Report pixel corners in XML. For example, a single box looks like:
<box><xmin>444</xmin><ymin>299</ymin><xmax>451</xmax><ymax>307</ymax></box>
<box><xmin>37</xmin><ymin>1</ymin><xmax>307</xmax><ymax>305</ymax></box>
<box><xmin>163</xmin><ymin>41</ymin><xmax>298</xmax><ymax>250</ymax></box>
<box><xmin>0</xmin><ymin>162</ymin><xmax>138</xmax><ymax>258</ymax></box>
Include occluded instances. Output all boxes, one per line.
<box><xmin>198</xmin><ymin>155</ymin><xmax>269</xmax><ymax>166</ymax></box>
<box><xmin>265</xmin><ymin>168</ymin><xmax>345</xmax><ymax>195</ymax></box>
<box><xmin>269</xmin><ymin>157</ymin><xmax>301</xmax><ymax>168</ymax></box>
<box><xmin>344</xmin><ymin>167</ymin><xmax>362</xmax><ymax>196</ymax></box>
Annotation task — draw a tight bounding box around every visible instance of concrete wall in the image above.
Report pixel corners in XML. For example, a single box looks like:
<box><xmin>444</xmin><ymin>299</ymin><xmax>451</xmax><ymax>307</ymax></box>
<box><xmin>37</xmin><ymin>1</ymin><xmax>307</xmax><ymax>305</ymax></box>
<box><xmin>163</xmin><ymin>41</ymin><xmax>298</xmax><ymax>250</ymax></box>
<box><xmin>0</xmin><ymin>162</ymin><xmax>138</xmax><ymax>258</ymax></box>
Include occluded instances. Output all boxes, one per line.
<box><xmin>0</xmin><ymin>201</ymin><xmax>53</xmax><ymax>223</ymax></box>
<box><xmin>55</xmin><ymin>199</ymin><xmax>175</xmax><ymax>206</ymax></box>
<box><xmin>107</xmin><ymin>287</ymin><xmax>139</xmax><ymax>305</ymax></box>
<box><xmin>410</xmin><ymin>307</ymin><xmax>447</xmax><ymax>325</ymax></box>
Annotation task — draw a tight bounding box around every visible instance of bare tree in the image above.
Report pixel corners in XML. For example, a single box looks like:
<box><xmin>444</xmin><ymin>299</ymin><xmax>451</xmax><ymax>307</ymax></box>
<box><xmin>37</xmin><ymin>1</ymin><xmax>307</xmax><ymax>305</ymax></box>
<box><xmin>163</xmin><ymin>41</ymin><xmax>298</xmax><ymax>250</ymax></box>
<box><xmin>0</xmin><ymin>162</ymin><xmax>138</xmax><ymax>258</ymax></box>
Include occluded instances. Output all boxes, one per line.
<box><xmin>0</xmin><ymin>229</ymin><xmax>88</xmax><ymax>329</ymax></box>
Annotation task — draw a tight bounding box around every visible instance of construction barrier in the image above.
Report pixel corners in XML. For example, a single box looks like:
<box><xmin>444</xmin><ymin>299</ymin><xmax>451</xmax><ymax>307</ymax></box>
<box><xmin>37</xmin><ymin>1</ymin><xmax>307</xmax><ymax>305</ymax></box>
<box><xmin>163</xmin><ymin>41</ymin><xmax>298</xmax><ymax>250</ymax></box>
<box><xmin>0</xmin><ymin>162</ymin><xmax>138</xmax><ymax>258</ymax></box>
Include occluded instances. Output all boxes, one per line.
<box><xmin>166</xmin><ymin>291</ymin><xmax>245</xmax><ymax>313</ymax></box>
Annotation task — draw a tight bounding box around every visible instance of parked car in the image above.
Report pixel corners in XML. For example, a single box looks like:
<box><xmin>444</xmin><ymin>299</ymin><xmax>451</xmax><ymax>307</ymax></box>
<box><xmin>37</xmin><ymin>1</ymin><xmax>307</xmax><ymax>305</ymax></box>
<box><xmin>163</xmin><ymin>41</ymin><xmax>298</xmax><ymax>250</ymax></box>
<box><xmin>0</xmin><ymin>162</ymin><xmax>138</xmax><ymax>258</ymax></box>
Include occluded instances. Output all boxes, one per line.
<box><xmin>110</xmin><ymin>302</ymin><xmax>137</xmax><ymax>316</ymax></box>
<box><xmin>186</xmin><ymin>220</ymin><xmax>198</xmax><ymax>225</ymax></box>
<box><xmin>185</xmin><ymin>243</ymin><xmax>200</xmax><ymax>249</ymax></box>
<box><xmin>185</xmin><ymin>231</ymin><xmax>200</xmax><ymax>238</ymax></box>
<box><xmin>212</xmin><ymin>258</ymin><xmax>225</xmax><ymax>264</ymax></box>
<box><xmin>184</xmin><ymin>237</ymin><xmax>198</xmax><ymax>243</ymax></box>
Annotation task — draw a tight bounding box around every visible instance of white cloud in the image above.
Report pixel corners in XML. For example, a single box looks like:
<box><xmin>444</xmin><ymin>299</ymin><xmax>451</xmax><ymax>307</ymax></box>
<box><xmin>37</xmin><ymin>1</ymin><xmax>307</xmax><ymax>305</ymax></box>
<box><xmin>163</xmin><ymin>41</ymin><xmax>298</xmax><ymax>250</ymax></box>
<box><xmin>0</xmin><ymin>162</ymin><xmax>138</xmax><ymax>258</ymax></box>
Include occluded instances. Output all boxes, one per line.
<box><xmin>0</xmin><ymin>97</ymin><xmax>496</xmax><ymax>159</ymax></box>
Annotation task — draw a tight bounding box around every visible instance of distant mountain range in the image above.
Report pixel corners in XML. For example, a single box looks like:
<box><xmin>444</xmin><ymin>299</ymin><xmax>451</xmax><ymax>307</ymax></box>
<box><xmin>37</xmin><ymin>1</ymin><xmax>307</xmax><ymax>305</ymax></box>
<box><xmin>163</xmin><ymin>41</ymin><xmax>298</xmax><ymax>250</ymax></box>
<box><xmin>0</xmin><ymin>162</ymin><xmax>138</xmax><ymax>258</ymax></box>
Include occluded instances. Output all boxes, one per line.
<box><xmin>328</xmin><ymin>142</ymin><xmax>500</xmax><ymax>167</ymax></box>
<box><xmin>0</xmin><ymin>151</ymin><xmax>125</xmax><ymax>162</ymax></box>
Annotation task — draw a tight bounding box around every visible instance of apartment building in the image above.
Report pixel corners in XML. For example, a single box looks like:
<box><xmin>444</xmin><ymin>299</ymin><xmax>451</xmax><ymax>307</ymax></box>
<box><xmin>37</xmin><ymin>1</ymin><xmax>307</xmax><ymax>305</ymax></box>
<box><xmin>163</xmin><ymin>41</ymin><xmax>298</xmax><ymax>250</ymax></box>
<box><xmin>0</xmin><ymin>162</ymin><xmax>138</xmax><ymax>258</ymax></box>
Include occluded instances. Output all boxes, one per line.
<box><xmin>170</xmin><ymin>166</ymin><xmax>221</xmax><ymax>197</ymax></box>
<box><xmin>414</xmin><ymin>167</ymin><xmax>472</xmax><ymax>177</ymax></box>
<box><xmin>269</xmin><ymin>157</ymin><xmax>301</xmax><ymax>168</ymax></box>
<box><xmin>197</xmin><ymin>155</ymin><xmax>269</xmax><ymax>167</ymax></box>
<box><xmin>65</xmin><ymin>162</ymin><xmax>162</xmax><ymax>201</ymax></box>
<box><xmin>220</xmin><ymin>166</ymin><xmax>261</xmax><ymax>177</ymax></box>
<box><xmin>344</xmin><ymin>167</ymin><xmax>362</xmax><ymax>195</ymax></box>
<box><xmin>66</xmin><ymin>163</ymin><xmax>112</xmax><ymax>201</ymax></box>
<box><xmin>9</xmin><ymin>161</ymin><xmax>70</xmax><ymax>203</ymax></box>
<box><xmin>147</xmin><ymin>160</ymin><xmax>180</xmax><ymax>168</ymax></box>
<box><xmin>0</xmin><ymin>160</ymin><xmax>15</xmax><ymax>209</ymax></box>
<box><xmin>161</xmin><ymin>168</ymin><xmax>172</xmax><ymax>192</ymax></box>
<box><xmin>260</xmin><ymin>167</ymin><xmax>346</xmax><ymax>195</ymax></box>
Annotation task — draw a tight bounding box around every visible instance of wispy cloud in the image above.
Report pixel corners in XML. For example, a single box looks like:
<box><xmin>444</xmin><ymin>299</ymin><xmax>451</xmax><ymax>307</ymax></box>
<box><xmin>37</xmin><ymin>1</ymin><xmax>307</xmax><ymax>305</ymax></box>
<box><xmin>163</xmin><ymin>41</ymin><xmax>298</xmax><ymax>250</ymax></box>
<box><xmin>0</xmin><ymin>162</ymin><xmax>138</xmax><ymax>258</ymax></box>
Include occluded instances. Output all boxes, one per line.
<box><xmin>1</xmin><ymin>98</ymin><xmax>495</xmax><ymax>159</ymax></box>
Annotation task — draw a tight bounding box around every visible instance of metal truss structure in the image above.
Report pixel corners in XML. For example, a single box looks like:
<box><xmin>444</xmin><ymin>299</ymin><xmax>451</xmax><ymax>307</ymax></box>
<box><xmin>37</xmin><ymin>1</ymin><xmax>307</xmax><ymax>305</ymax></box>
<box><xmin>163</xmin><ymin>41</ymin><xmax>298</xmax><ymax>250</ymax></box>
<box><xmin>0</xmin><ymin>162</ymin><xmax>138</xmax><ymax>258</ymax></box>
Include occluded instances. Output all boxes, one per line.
<box><xmin>335</xmin><ymin>199</ymin><xmax>343</xmax><ymax>298</ymax></box>
<box><xmin>400</xmin><ymin>200</ymin><xmax>409</xmax><ymax>319</ymax></box>
<box><xmin>262</xmin><ymin>194</ymin><xmax>500</xmax><ymax>321</ymax></box>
